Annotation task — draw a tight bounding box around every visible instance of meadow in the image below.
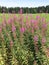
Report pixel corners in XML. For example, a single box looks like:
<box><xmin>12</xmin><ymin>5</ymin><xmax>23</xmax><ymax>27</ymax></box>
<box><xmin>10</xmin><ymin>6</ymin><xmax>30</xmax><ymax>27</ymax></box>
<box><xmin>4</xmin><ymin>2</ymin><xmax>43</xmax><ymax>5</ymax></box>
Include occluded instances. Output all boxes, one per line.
<box><xmin>0</xmin><ymin>13</ymin><xmax>49</xmax><ymax>22</ymax></box>
<box><xmin>0</xmin><ymin>13</ymin><xmax>49</xmax><ymax>65</ymax></box>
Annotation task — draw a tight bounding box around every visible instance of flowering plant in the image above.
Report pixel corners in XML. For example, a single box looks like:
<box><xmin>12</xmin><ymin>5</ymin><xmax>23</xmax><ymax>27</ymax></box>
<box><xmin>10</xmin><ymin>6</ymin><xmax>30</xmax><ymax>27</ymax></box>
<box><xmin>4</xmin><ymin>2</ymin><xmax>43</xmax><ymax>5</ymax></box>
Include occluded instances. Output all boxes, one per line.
<box><xmin>0</xmin><ymin>14</ymin><xmax>49</xmax><ymax>65</ymax></box>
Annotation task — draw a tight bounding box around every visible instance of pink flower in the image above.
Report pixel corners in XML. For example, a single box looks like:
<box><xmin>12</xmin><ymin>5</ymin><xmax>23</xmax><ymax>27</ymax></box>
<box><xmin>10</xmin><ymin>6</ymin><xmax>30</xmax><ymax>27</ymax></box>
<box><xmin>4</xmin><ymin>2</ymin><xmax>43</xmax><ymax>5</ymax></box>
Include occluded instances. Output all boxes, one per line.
<box><xmin>19</xmin><ymin>8</ymin><xmax>23</xmax><ymax>14</ymax></box>
<box><xmin>42</xmin><ymin>37</ymin><xmax>46</xmax><ymax>43</ymax></box>
<box><xmin>0</xmin><ymin>27</ymin><xmax>2</xmax><ymax>33</ymax></box>
<box><xmin>2</xmin><ymin>21</ymin><xmax>6</xmax><ymax>27</ymax></box>
<box><xmin>42</xmin><ymin>23</ymin><xmax>47</xmax><ymax>28</ymax></box>
<box><xmin>36</xmin><ymin>15</ymin><xmax>40</xmax><ymax>19</ymax></box>
<box><xmin>42</xmin><ymin>17</ymin><xmax>45</xmax><ymax>22</ymax></box>
<box><xmin>31</xmin><ymin>20</ymin><xmax>38</xmax><ymax>25</ymax></box>
<box><xmin>12</xmin><ymin>24</ymin><xmax>16</xmax><ymax>32</ymax></box>
<box><xmin>26</xmin><ymin>15</ymin><xmax>28</xmax><ymax>20</ymax></box>
<box><xmin>42</xmin><ymin>23</ymin><xmax>47</xmax><ymax>34</ymax></box>
<box><xmin>33</xmin><ymin>35</ymin><xmax>38</xmax><ymax>42</ymax></box>
<box><xmin>32</xmin><ymin>28</ymin><xmax>34</xmax><ymax>33</ymax></box>
<box><xmin>13</xmin><ymin>15</ymin><xmax>17</xmax><ymax>21</ymax></box>
<box><xmin>30</xmin><ymin>20</ymin><xmax>35</xmax><ymax>23</ymax></box>
<box><xmin>26</xmin><ymin>21</ymin><xmax>30</xmax><ymax>29</ymax></box>
<box><xmin>8</xmin><ymin>18</ymin><xmax>13</xmax><ymax>24</ymax></box>
<box><xmin>31</xmin><ymin>20</ymin><xmax>39</xmax><ymax>30</ymax></box>
<box><xmin>20</xmin><ymin>27</ymin><xmax>25</xmax><ymax>33</ymax></box>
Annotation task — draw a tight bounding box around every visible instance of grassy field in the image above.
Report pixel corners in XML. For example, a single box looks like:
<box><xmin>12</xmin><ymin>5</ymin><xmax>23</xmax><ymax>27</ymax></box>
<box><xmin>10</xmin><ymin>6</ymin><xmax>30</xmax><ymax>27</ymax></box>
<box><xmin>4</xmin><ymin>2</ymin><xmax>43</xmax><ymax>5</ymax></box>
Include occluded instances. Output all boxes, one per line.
<box><xmin>0</xmin><ymin>13</ymin><xmax>49</xmax><ymax>22</ymax></box>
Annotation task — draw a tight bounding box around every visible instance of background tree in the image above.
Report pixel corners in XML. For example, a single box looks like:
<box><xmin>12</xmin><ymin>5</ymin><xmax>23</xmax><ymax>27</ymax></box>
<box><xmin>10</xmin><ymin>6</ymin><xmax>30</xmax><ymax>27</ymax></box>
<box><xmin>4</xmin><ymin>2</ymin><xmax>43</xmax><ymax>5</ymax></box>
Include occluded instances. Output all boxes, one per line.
<box><xmin>0</xmin><ymin>5</ymin><xmax>49</xmax><ymax>13</ymax></box>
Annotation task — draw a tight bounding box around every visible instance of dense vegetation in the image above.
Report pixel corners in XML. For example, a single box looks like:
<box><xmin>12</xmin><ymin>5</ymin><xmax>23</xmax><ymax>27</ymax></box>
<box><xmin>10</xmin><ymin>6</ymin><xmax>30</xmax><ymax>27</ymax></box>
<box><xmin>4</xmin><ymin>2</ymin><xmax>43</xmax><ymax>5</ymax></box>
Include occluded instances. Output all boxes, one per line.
<box><xmin>0</xmin><ymin>14</ymin><xmax>49</xmax><ymax>65</ymax></box>
<box><xmin>0</xmin><ymin>5</ymin><xmax>49</xmax><ymax>13</ymax></box>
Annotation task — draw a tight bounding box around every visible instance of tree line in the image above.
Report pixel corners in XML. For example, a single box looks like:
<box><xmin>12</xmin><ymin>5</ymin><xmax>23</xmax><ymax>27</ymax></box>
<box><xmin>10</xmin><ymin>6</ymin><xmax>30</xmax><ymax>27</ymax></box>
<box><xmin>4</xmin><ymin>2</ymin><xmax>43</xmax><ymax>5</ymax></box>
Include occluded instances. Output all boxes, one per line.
<box><xmin>0</xmin><ymin>5</ymin><xmax>49</xmax><ymax>13</ymax></box>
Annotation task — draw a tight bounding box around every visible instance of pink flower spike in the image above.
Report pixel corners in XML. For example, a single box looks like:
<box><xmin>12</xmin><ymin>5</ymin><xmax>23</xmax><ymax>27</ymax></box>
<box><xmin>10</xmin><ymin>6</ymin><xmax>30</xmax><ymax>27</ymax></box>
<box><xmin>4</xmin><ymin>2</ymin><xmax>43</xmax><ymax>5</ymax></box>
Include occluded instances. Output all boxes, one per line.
<box><xmin>36</xmin><ymin>15</ymin><xmax>40</xmax><ymax>19</ymax></box>
<box><xmin>33</xmin><ymin>35</ymin><xmax>38</xmax><ymax>42</ymax></box>
<box><xmin>14</xmin><ymin>15</ymin><xmax>17</xmax><ymax>20</ymax></box>
<box><xmin>0</xmin><ymin>27</ymin><xmax>2</xmax><ymax>33</ymax></box>
<box><xmin>20</xmin><ymin>27</ymin><xmax>25</xmax><ymax>33</ymax></box>
<box><xmin>42</xmin><ymin>23</ymin><xmax>47</xmax><ymax>28</ymax></box>
<box><xmin>2</xmin><ymin>21</ymin><xmax>6</xmax><ymax>27</ymax></box>
<box><xmin>12</xmin><ymin>24</ymin><xmax>16</xmax><ymax>32</ymax></box>
<box><xmin>31</xmin><ymin>20</ymin><xmax>38</xmax><ymax>25</ymax></box>
<box><xmin>32</xmin><ymin>28</ymin><xmax>34</xmax><ymax>34</ymax></box>
<box><xmin>42</xmin><ymin>17</ymin><xmax>45</xmax><ymax>22</ymax></box>
<box><xmin>8</xmin><ymin>18</ymin><xmax>13</xmax><ymax>24</ymax></box>
<box><xmin>30</xmin><ymin>20</ymin><xmax>34</xmax><ymax>23</ymax></box>
<box><xmin>31</xmin><ymin>20</ymin><xmax>39</xmax><ymax>30</ymax></box>
<box><xmin>42</xmin><ymin>37</ymin><xmax>46</xmax><ymax>43</ymax></box>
